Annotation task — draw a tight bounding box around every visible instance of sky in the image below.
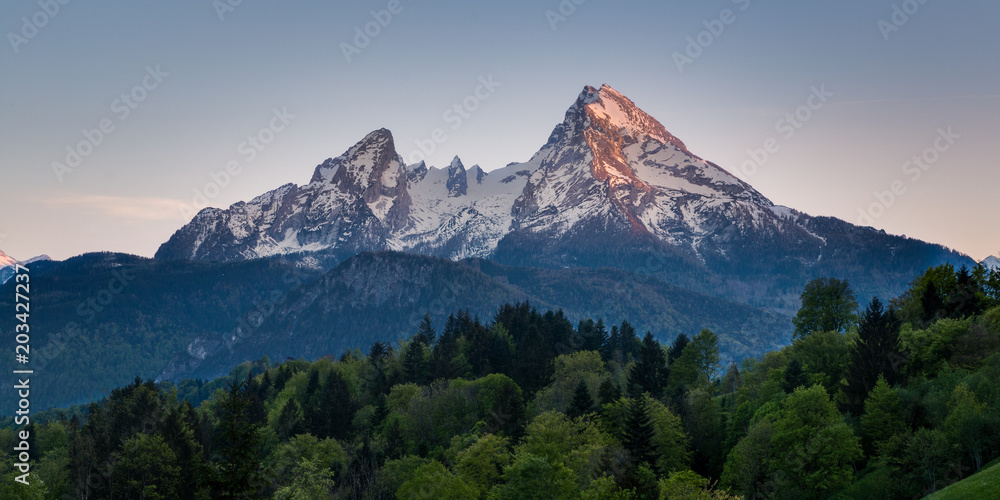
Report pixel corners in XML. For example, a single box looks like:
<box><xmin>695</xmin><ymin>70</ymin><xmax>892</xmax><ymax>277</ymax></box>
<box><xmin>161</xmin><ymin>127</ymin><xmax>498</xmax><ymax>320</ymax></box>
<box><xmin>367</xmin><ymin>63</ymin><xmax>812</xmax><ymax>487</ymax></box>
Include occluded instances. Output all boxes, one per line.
<box><xmin>1</xmin><ymin>0</ymin><xmax>998</xmax><ymax>262</ymax></box>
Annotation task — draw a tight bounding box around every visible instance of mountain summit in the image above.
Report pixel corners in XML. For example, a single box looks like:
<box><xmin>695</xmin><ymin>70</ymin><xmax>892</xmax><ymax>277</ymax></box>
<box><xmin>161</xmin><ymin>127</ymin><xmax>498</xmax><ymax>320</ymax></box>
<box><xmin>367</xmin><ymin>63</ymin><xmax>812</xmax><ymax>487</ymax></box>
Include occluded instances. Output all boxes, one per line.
<box><xmin>0</xmin><ymin>251</ymin><xmax>51</xmax><ymax>284</ymax></box>
<box><xmin>156</xmin><ymin>85</ymin><xmax>969</xmax><ymax>308</ymax></box>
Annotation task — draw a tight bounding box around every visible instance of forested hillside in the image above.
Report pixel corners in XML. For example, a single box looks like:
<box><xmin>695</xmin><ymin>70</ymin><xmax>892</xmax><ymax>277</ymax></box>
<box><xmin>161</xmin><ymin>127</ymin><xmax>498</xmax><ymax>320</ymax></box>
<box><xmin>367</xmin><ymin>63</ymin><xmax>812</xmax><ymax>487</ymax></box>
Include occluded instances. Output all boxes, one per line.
<box><xmin>2</xmin><ymin>263</ymin><xmax>999</xmax><ymax>499</ymax></box>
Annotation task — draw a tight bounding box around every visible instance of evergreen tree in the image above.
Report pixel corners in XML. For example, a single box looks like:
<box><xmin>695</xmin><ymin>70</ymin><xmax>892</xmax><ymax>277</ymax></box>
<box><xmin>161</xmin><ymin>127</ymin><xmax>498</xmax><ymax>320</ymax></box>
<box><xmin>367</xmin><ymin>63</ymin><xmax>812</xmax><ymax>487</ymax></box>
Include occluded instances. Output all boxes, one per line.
<box><xmin>782</xmin><ymin>358</ymin><xmax>807</xmax><ymax>394</ymax></box>
<box><xmin>844</xmin><ymin>297</ymin><xmax>904</xmax><ymax>415</ymax></box>
<box><xmin>215</xmin><ymin>379</ymin><xmax>265</xmax><ymax>499</ymax></box>
<box><xmin>619</xmin><ymin>320</ymin><xmax>641</xmax><ymax>360</ymax></box>
<box><xmin>921</xmin><ymin>279</ymin><xmax>945</xmax><ymax>324</ymax></box>
<box><xmin>949</xmin><ymin>265</ymin><xmax>983</xmax><ymax>318</ymax></box>
<box><xmin>598</xmin><ymin>379</ymin><xmax>621</xmax><ymax>406</ymax></box>
<box><xmin>566</xmin><ymin>380</ymin><xmax>595</xmax><ymax>419</ymax></box>
<box><xmin>432</xmin><ymin>314</ymin><xmax>464</xmax><ymax>380</ymax></box>
<box><xmin>668</xmin><ymin>333</ymin><xmax>690</xmax><ymax>366</ymax></box>
<box><xmin>593</xmin><ymin>318</ymin><xmax>609</xmax><ymax>353</ymax></box>
<box><xmin>860</xmin><ymin>376</ymin><xmax>905</xmax><ymax>456</ymax></box>
<box><xmin>160</xmin><ymin>401</ymin><xmax>207</xmax><ymax>496</ymax></box>
<box><xmin>415</xmin><ymin>313</ymin><xmax>437</xmax><ymax>345</ymax></box>
<box><xmin>622</xmin><ymin>395</ymin><xmax>657</xmax><ymax>468</ymax></box>
<box><xmin>370</xmin><ymin>393</ymin><xmax>390</xmax><ymax>428</ymax></box>
<box><xmin>603</xmin><ymin>325</ymin><xmax>621</xmax><ymax>362</ymax></box>
<box><xmin>303</xmin><ymin>368</ymin><xmax>322</xmax><ymax>433</ymax></box>
<box><xmin>259</xmin><ymin>370</ymin><xmax>273</xmax><ymax>401</ymax></box>
<box><xmin>275</xmin><ymin>399</ymin><xmax>304</xmax><ymax>440</ymax></box>
<box><xmin>245</xmin><ymin>376</ymin><xmax>267</xmax><ymax>426</ymax></box>
<box><xmin>317</xmin><ymin>370</ymin><xmax>356</xmax><ymax>441</ymax></box>
<box><xmin>627</xmin><ymin>332</ymin><xmax>669</xmax><ymax>399</ymax></box>
<box><xmin>577</xmin><ymin>318</ymin><xmax>606</xmax><ymax>353</ymax></box>
<box><xmin>402</xmin><ymin>340</ymin><xmax>429</xmax><ymax>385</ymax></box>
<box><xmin>368</xmin><ymin>340</ymin><xmax>389</xmax><ymax>363</ymax></box>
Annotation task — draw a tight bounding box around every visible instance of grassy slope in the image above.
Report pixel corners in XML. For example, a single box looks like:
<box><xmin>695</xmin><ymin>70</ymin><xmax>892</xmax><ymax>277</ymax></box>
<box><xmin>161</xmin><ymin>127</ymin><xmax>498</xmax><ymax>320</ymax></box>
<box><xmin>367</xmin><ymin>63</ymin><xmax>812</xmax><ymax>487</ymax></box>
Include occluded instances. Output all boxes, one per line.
<box><xmin>925</xmin><ymin>460</ymin><xmax>1000</xmax><ymax>499</ymax></box>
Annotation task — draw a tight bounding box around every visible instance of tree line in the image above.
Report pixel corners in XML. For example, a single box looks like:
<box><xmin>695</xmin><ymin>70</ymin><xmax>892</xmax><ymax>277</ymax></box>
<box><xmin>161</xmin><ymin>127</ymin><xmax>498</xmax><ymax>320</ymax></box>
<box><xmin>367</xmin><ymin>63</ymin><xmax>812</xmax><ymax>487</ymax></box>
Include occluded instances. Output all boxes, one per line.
<box><xmin>2</xmin><ymin>262</ymin><xmax>999</xmax><ymax>499</ymax></box>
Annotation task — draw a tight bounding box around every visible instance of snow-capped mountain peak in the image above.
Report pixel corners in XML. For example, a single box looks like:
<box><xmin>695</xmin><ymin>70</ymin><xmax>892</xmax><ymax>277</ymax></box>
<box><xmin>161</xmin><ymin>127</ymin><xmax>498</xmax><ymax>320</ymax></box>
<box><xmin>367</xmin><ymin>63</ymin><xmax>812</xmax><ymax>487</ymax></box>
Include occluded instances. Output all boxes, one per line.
<box><xmin>983</xmin><ymin>255</ymin><xmax>1000</xmax><ymax>271</ymax></box>
<box><xmin>578</xmin><ymin>84</ymin><xmax>688</xmax><ymax>153</ymax></box>
<box><xmin>0</xmin><ymin>251</ymin><xmax>51</xmax><ymax>284</ymax></box>
<box><xmin>0</xmin><ymin>250</ymin><xmax>17</xmax><ymax>268</ymax></box>
<box><xmin>156</xmin><ymin>83</ymin><xmax>951</xmax><ymax>281</ymax></box>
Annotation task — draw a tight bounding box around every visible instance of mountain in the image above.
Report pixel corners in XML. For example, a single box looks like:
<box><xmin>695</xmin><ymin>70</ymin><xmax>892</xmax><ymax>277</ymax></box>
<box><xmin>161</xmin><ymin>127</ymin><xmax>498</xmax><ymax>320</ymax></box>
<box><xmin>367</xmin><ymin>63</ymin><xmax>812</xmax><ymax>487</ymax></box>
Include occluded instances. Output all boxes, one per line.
<box><xmin>156</xmin><ymin>130</ymin><xmax>528</xmax><ymax>263</ymax></box>
<box><xmin>983</xmin><ymin>255</ymin><xmax>1000</xmax><ymax>271</ymax></box>
<box><xmin>0</xmin><ymin>250</ymin><xmax>51</xmax><ymax>284</ymax></box>
<box><xmin>0</xmin><ymin>249</ymin><xmax>788</xmax><ymax>408</ymax></box>
<box><xmin>157</xmin><ymin>251</ymin><xmax>790</xmax><ymax>381</ymax></box>
<box><xmin>156</xmin><ymin>84</ymin><xmax>971</xmax><ymax>311</ymax></box>
<box><xmin>0</xmin><ymin>252</ymin><xmax>322</xmax><ymax>410</ymax></box>
<box><xmin>0</xmin><ymin>250</ymin><xmax>16</xmax><ymax>267</ymax></box>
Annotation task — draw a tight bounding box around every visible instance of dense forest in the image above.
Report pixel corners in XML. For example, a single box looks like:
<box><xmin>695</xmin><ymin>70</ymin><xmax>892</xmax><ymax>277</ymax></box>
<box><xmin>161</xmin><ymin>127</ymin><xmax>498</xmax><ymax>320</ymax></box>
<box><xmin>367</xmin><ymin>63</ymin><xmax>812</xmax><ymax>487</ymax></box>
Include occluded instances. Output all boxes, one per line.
<box><xmin>3</xmin><ymin>262</ymin><xmax>1000</xmax><ymax>499</ymax></box>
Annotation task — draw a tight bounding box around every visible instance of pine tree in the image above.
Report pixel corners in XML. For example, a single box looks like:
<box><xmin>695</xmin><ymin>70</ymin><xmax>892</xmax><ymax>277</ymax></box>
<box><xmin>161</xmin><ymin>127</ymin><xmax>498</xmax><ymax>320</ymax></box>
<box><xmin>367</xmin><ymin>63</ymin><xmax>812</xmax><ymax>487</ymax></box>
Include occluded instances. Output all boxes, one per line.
<box><xmin>604</xmin><ymin>325</ymin><xmax>622</xmax><ymax>362</ymax></box>
<box><xmin>949</xmin><ymin>265</ymin><xmax>983</xmax><ymax>318</ymax></box>
<box><xmin>370</xmin><ymin>393</ymin><xmax>390</xmax><ymax>428</ymax></box>
<box><xmin>567</xmin><ymin>380</ymin><xmax>595</xmax><ymax>419</ymax></box>
<box><xmin>259</xmin><ymin>370</ymin><xmax>273</xmax><ymax>401</ymax></box>
<box><xmin>275</xmin><ymin>398</ymin><xmax>304</xmax><ymax>440</ymax></box>
<box><xmin>303</xmin><ymin>368</ymin><xmax>322</xmax><ymax>433</ymax></box>
<box><xmin>619</xmin><ymin>320</ymin><xmax>640</xmax><ymax>360</ymax></box>
<box><xmin>782</xmin><ymin>358</ymin><xmax>807</xmax><ymax>393</ymax></box>
<box><xmin>921</xmin><ymin>280</ymin><xmax>944</xmax><ymax>324</ymax></box>
<box><xmin>622</xmin><ymin>395</ymin><xmax>657</xmax><ymax>468</ymax></box>
<box><xmin>402</xmin><ymin>340</ymin><xmax>429</xmax><ymax>385</ymax></box>
<box><xmin>245</xmin><ymin>376</ymin><xmax>267</xmax><ymax>425</ymax></box>
<box><xmin>318</xmin><ymin>370</ymin><xmax>356</xmax><ymax>440</ymax></box>
<box><xmin>844</xmin><ymin>297</ymin><xmax>904</xmax><ymax>415</ymax></box>
<box><xmin>668</xmin><ymin>333</ymin><xmax>690</xmax><ymax>366</ymax></box>
<box><xmin>860</xmin><ymin>376</ymin><xmax>905</xmax><ymax>456</ymax></box>
<box><xmin>416</xmin><ymin>314</ymin><xmax>437</xmax><ymax>345</ymax></box>
<box><xmin>598</xmin><ymin>379</ymin><xmax>621</xmax><ymax>406</ymax></box>
<box><xmin>215</xmin><ymin>379</ymin><xmax>265</xmax><ymax>499</ymax></box>
<box><xmin>160</xmin><ymin>401</ymin><xmax>207</xmax><ymax>496</ymax></box>
<box><xmin>577</xmin><ymin>318</ymin><xmax>601</xmax><ymax>352</ymax></box>
<box><xmin>432</xmin><ymin>314</ymin><xmax>464</xmax><ymax>380</ymax></box>
<box><xmin>627</xmin><ymin>332</ymin><xmax>669</xmax><ymax>399</ymax></box>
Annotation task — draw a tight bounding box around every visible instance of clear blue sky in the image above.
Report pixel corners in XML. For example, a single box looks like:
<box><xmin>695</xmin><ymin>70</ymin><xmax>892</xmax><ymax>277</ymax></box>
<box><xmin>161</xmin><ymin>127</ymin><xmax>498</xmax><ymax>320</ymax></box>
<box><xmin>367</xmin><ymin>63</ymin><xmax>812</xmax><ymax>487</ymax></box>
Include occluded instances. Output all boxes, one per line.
<box><xmin>2</xmin><ymin>0</ymin><xmax>998</xmax><ymax>261</ymax></box>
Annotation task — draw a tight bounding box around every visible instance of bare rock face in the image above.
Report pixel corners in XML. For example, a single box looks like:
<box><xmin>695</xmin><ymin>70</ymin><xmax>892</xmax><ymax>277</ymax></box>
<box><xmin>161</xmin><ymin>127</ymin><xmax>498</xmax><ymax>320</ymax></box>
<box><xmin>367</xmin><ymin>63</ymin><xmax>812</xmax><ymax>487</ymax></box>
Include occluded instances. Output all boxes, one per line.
<box><xmin>446</xmin><ymin>156</ymin><xmax>468</xmax><ymax>197</ymax></box>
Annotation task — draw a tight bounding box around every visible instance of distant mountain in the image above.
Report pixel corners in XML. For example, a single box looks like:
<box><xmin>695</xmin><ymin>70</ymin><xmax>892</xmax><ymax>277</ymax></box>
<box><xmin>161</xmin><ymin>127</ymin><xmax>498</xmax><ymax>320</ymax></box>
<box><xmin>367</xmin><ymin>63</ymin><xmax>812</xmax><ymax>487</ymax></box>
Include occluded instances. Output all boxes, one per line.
<box><xmin>983</xmin><ymin>256</ymin><xmax>1000</xmax><ymax>271</ymax></box>
<box><xmin>0</xmin><ymin>250</ymin><xmax>51</xmax><ymax>284</ymax></box>
<box><xmin>0</xmin><ymin>252</ymin><xmax>321</xmax><ymax>410</ymax></box>
<box><xmin>0</xmin><ymin>250</ymin><xmax>788</xmax><ymax>409</ymax></box>
<box><xmin>156</xmin><ymin>84</ymin><xmax>971</xmax><ymax>311</ymax></box>
<box><xmin>158</xmin><ymin>251</ymin><xmax>790</xmax><ymax>381</ymax></box>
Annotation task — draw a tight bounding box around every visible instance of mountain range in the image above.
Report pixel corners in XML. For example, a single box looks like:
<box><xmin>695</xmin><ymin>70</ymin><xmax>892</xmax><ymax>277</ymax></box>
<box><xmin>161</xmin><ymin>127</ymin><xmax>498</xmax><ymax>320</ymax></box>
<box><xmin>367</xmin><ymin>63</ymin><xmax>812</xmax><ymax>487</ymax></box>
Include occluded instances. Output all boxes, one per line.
<box><xmin>0</xmin><ymin>84</ymin><xmax>977</xmax><ymax>410</ymax></box>
<box><xmin>157</xmin><ymin>84</ymin><xmax>972</xmax><ymax>310</ymax></box>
